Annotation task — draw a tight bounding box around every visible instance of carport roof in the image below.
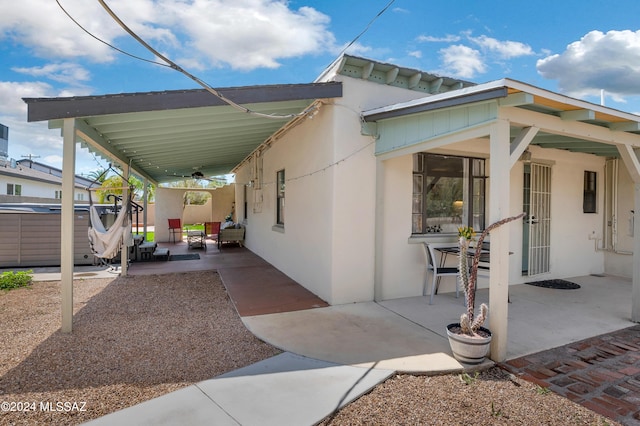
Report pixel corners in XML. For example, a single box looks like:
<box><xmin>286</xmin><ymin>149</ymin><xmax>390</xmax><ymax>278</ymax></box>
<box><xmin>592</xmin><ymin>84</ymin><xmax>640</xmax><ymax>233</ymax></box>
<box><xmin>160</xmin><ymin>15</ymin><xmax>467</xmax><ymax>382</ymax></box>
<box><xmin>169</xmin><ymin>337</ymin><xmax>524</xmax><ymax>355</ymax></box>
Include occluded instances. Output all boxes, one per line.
<box><xmin>23</xmin><ymin>82</ymin><xmax>342</xmax><ymax>184</ymax></box>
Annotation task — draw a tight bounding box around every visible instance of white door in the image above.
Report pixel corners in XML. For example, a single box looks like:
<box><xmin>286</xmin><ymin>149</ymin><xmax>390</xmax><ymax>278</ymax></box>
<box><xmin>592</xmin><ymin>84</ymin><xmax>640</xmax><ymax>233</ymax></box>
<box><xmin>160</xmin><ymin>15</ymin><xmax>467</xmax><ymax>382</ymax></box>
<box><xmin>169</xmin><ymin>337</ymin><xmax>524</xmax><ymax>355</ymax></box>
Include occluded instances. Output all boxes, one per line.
<box><xmin>522</xmin><ymin>163</ymin><xmax>551</xmax><ymax>276</ymax></box>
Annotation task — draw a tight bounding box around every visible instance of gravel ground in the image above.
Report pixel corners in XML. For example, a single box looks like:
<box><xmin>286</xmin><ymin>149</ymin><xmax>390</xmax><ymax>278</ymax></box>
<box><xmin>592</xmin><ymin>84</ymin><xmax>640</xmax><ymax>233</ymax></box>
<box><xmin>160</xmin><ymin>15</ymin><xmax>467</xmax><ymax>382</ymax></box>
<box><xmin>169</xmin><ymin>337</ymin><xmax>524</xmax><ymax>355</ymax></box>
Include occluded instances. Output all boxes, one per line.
<box><xmin>320</xmin><ymin>369</ymin><xmax>620</xmax><ymax>426</ymax></box>
<box><xmin>0</xmin><ymin>271</ymin><xmax>620</xmax><ymax>426</ymax></box>
<box><xmin>0</xmin><ymin>271</ymin><xmax>280</xmax><ymax>425</ymax></box>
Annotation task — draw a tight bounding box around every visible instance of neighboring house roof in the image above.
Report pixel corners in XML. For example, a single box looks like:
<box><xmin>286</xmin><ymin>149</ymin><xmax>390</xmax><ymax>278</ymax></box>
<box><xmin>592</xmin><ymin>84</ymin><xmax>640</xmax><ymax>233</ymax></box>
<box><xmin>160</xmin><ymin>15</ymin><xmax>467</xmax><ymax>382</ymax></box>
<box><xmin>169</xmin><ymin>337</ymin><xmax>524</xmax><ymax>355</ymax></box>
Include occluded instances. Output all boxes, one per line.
<box><xmin>23</xmin><ymin>83</ymin><xmax>343</xmax><ymax>184</ymax></box>
<box><xmin>363</xmin><ymin>78</ymin><xmax>640</xmax><ymax>158</ymax></box>
<box><xmin>0</xmin><ymin>158</ymin><xmax>92</xmax><ymax>189</ymax></box>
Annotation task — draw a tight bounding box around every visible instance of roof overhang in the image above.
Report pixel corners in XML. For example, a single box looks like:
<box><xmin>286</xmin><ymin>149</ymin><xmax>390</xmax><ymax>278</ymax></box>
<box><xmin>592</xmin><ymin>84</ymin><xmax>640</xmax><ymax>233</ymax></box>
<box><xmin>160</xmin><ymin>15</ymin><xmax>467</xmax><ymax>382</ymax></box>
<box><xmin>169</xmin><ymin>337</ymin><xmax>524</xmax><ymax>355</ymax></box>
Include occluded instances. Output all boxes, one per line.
<box><xmin>363</xmin><ymin>78</ymin><xmax>640</xmax><ymax>158</ymax></box>
<box><xmin>24</xmin><ymin>82</ymin><xmax>342</xmax><ymax>184</ymax></box>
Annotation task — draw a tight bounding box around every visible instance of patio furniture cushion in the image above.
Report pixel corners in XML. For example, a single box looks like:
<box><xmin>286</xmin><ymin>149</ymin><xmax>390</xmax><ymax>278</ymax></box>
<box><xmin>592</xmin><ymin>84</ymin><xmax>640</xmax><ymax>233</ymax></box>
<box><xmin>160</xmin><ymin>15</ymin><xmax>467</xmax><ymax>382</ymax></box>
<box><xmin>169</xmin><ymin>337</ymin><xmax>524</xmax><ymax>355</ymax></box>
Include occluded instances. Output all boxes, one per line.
<box><xmin>153</xmin><ymin>247</ymin><xmax>170</xmax><ymax>260</ymax></box>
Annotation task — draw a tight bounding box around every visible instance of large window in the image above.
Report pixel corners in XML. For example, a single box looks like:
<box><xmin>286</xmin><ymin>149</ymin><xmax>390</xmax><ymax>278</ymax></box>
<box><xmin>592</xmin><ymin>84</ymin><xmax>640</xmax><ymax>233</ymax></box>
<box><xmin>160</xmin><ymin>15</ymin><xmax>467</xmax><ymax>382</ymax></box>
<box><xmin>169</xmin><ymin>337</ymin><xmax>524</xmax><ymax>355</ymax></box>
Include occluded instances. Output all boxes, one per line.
<box><xmin>276</xmin><ymin>169</ymin><xmax>285</xmax><ymax>225</ymax></box>
<box><xmin>412</xmin><ymin>153</ymin><xmax>486</xmax><ymax>234</ymax></box>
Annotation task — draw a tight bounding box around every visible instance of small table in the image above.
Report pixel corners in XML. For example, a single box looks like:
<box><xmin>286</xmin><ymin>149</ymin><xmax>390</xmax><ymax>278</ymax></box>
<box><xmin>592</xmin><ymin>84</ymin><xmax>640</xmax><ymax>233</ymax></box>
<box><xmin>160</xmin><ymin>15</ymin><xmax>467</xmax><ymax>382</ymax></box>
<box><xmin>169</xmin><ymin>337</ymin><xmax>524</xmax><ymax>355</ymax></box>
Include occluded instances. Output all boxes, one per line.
<box><xmin>187</xmin><ymin>230</ymin><xmax>206</xmax><ymax>250</ymax></box>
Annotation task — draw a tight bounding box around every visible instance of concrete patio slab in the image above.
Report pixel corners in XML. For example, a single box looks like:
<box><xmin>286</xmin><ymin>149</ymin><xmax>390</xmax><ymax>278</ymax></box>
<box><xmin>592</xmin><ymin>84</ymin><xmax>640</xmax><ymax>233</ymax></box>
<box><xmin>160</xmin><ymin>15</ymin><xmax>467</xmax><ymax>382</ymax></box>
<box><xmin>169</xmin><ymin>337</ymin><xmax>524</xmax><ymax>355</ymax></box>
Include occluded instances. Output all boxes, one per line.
<box><xmin>242</xmin><ymin>301</ymin><xmax>466</xmax><ymax>373</ymax></box>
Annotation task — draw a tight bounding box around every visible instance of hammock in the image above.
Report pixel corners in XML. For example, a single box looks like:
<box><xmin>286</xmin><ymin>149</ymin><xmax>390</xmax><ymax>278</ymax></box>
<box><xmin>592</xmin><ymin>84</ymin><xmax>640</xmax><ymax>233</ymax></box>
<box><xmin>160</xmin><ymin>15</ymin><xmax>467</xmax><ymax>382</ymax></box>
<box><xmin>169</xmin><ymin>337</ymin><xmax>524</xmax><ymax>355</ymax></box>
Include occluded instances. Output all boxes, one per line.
<box><xmin>88</xmin><ymin>202</ymin><xmax>133</xmax><ymax>260</ymax></box>
<box><xmin>86</xmin><ymin>164</ymin><xmax>134</xmax><ymax>260</ymax></box>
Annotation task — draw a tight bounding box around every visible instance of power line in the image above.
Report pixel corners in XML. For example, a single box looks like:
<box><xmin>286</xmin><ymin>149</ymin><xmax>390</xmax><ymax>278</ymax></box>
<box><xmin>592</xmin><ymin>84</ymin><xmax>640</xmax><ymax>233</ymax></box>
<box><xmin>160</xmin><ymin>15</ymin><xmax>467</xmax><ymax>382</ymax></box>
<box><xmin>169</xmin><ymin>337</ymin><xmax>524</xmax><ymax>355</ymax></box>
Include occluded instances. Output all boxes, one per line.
<box><xmin>96</xmin><ymin>0</ymin><xmax>314</xmax><ymax>120</ymax></box>
<box><xmin>338</xmin><ymin>0</ymin><xmax>396</xmax><ymax>58</ymax></box>
<box><xmin>55</xmin><ymin>0</ymin><xmax>170</xmax><ymax>68</ymax></box>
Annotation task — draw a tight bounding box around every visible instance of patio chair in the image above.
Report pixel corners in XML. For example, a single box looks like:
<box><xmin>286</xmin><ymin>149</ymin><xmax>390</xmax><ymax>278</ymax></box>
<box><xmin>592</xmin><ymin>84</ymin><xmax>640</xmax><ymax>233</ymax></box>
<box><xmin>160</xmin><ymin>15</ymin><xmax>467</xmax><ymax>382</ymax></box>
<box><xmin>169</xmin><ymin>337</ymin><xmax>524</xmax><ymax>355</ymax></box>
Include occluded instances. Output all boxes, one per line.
<box><xmin>423</xmin><ymin>242</ymin><xmax>460</xmax><ymax>305</ymax></box>
<box><xmin>168</xmin><ymin>218</ymin><xmax>182</xmax><ymax>243</ymax></box>
<box><xmin>204</xmin><ymin>221</ymin><xmax>221</xmax><ymax>243</ymax></box>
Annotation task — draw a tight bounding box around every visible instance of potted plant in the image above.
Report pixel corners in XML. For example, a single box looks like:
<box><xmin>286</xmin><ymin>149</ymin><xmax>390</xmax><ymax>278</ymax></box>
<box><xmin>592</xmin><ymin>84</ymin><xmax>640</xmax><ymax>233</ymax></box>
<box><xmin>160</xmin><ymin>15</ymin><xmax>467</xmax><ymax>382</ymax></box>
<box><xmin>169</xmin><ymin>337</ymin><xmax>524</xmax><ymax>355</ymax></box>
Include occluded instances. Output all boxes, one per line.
<box><xmin>446</xmin><ymin>213</ymin><xmax>526</xmax><ymax>364</ymax></box>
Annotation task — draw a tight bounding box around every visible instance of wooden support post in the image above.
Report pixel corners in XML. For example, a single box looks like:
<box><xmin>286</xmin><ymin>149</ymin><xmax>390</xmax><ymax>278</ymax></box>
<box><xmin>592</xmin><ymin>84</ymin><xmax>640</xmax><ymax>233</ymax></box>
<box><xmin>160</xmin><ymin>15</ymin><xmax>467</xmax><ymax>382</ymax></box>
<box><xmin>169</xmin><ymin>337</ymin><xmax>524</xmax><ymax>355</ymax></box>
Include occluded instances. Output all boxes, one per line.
<box><xmin>488</xmin><ymin>119</ymin><xmax>511</xmax><ymax>362</ymax></box>
<box><xmin>61</xmin><ymin>118</ymin><xmax>76</xmax><ymax>333</ymax></box>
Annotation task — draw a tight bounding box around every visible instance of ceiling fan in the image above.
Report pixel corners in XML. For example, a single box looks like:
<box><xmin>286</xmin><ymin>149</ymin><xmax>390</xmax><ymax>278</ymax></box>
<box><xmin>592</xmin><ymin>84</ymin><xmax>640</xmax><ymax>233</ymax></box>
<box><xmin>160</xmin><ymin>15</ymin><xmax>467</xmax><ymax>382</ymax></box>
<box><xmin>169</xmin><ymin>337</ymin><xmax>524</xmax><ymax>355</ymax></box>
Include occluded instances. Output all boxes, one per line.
<box><xmin>189</xmin><ymin>168</ymin><xmax>226</xmax><ymax>186</ymax></box>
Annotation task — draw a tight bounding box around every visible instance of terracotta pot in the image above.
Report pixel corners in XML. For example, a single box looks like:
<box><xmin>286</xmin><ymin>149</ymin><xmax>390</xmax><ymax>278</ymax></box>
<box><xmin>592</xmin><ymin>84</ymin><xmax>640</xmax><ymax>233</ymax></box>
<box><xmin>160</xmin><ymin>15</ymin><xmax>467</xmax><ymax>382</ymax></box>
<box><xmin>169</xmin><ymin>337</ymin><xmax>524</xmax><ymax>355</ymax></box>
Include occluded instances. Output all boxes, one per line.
<box><xmin>446</xmin><ymin>323</ymin><xmax>492</xmax><ymax>364</ymax></box>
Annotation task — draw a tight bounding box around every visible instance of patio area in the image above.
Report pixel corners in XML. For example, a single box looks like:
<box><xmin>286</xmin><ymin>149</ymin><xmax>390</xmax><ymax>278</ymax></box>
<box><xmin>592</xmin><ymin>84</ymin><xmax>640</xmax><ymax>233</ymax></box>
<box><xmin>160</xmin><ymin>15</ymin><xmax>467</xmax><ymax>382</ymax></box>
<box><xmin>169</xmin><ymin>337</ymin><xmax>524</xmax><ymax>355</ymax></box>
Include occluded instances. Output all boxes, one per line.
<box><xmin>123</xmin><ymin>240</ymin><xmax>635</xmax><ymax>373</ymax></box>
<box><xmin>19</xmin><ymin>237</ymin><xmax>634</xmax><ymax>372</ymax></box>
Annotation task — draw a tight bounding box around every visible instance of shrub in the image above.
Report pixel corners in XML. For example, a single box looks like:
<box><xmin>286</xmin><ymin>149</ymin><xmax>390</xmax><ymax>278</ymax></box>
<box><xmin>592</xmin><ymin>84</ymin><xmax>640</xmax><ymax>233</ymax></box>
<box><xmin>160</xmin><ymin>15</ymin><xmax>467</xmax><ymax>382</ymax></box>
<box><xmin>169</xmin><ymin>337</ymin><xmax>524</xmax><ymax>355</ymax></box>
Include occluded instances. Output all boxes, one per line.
<box><xmin>0</xmin><ymin>270</ymin><xmax>33</xmax><ymax>291</ymax></box>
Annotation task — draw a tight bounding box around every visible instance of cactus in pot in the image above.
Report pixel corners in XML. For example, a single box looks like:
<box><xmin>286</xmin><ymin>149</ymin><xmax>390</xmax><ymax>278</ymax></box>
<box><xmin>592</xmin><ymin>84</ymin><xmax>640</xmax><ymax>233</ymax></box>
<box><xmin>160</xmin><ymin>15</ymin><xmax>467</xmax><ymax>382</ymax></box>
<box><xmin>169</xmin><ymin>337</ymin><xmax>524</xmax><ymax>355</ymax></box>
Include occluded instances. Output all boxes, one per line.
<box><xmin>457</xmin><ymin>212</ymin><xmax>526</xmax><ymax>336</ymax></box>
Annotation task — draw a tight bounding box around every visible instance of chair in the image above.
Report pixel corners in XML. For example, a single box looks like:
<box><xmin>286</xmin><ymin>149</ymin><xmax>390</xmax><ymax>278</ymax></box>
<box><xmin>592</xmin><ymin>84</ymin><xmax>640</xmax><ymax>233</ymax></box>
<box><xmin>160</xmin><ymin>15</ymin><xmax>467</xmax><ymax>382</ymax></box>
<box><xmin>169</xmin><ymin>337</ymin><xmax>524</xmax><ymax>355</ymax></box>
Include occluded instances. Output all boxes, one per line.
<box><xmin>168</xmin><ymin>218</ymin><xmax>182</xmax><ymax>243</ymax></box>
<box><xmin>423</xmin><ymin>242</ymin><xmax>460</xmax><ymax>304</ymax></box>
<box><xmin>204</xmin><ymin>221</ymin><xmax>221</xmax><ymax>243</ymax></box>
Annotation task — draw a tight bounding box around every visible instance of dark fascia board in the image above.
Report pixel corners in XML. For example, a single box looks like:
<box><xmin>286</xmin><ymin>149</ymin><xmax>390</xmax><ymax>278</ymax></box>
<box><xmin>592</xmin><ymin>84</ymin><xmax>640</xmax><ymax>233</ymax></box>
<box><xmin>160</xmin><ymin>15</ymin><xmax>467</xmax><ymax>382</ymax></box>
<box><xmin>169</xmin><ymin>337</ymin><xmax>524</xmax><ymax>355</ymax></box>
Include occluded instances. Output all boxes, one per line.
<box><xmin>363</xmin><ymin>87</ymin><xmax>508</xmax><ymax>122</ymax></box>
<box><xmin>23</xmin><ymin>82</ymin><xmax>343</xmax><ymax>122</ymax></box>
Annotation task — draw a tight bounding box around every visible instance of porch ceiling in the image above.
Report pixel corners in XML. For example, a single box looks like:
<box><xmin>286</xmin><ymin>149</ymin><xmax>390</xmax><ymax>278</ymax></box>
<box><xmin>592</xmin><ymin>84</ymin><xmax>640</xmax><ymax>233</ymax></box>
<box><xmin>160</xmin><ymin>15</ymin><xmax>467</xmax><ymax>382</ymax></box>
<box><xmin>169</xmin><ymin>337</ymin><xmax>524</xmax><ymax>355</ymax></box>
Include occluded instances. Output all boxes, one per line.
<box><xmin>23</xmin><ymin>83</ymin><xmax>342</xmax><ymax>184</ymax></box>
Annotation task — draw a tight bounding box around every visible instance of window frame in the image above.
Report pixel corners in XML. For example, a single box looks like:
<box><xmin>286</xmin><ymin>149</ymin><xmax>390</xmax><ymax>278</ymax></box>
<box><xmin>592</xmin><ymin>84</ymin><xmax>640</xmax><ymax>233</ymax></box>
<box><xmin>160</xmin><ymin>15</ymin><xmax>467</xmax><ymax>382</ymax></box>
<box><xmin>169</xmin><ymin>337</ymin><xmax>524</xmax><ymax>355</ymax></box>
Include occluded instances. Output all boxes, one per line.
<box><xmin>276</xmin><ymin>169</ymin><xmax>285</xmax><ymax>226</ymax></box>
<box><xmin>7</xmin><ymin>183</ymin><xmax>21</xmax><ymax>196</ymax></box>
<box><xmin>412</xmin><ymin>153</ymin><xmax>486</xmax><ymax>235</ymax></box>
<box><xmin>583</xmin><ymin>170</ymin><xmax>597</xmax><ymax>214</ymax></box>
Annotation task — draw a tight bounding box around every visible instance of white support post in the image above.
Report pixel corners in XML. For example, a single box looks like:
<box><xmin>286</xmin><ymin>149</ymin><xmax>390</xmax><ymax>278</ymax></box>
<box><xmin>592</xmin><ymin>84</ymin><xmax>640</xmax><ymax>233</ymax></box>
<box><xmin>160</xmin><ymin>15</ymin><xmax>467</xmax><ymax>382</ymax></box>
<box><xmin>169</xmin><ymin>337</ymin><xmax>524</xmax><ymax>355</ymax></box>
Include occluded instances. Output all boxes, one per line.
<box><xmin>488</xmin><ymin>119</ymin><xmax>511</xmax><ymax>362</ymax></box>
<box><xmin>61</xmin><ymin>118</ymin><xmax>76</xmax><ymax>333</ymax></box>
<box><xmin>374</xmin><ymin>157</ymin><xmax>385</xmax><ymax>301</ymax></box>
<box><xmin>634</xmin><ymin>183</ymin><xmax>640</xmax><ymax>322</ymax></box>
<box><xmin>121</xmin><ymin>164</ymin><xmax>130</xmax><ymax>277</ymax></box>
<box><xmin>143</xmin><ymin>178</ymin><xmax>149</xmax><ymax>237</ymax></box>
<box><xmin>617</xmin><ymin>145</ymin><xmax>640</xmax><ymax>322</ymax></box>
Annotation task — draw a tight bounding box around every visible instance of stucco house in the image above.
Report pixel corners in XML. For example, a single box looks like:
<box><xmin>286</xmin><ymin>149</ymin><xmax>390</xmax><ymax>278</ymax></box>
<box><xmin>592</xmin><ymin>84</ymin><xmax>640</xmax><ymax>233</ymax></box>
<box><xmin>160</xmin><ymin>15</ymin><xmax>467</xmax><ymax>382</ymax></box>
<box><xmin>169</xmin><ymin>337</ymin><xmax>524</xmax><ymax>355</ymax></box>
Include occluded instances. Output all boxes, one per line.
<box><xmin>23</xmin><ymin>55</ymin><xmax>640</xmax><ymax>361</ymax></box>
<box><xmin>0</xmin><ymin>158</ymin><xmax>93</xmax><ymax>203</ymax></box>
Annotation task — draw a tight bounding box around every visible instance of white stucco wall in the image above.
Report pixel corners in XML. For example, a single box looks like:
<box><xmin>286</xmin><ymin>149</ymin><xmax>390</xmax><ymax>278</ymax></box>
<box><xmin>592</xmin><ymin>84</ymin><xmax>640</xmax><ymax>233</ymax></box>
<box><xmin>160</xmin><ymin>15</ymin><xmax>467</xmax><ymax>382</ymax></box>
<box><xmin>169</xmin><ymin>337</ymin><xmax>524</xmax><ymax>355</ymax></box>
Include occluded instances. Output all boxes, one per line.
<box><xmin>155</xmin><ymin>188</ymin><xmax>186</xmax><ymax>242</ymax></box>
<box><xmin>234</xmin><ymin>75</ymin><xmax>439</xmax><ymax>304</ymax></box>
<box><xmin>236</xmin><ymin>107</ymin><xmax>336</xmax><ymax>303</ymax></box>
<box><xmin>604</xmin><ymin>160</ymin><xmax>635</xmax><ymax>277</ymax></box>
<box><xmin>155</xmin><ymin>185</ymin><xmax>235</xmax><ymax>242</ymax></box>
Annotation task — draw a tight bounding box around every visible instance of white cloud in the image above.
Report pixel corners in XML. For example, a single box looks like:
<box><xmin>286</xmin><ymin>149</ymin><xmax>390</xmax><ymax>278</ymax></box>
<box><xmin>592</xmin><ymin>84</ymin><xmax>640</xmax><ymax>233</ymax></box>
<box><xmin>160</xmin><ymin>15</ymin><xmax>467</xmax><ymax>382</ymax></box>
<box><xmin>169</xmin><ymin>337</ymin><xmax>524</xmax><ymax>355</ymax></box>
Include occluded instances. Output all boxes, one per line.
<box><xmin>0</xmin><ymin>81</ymin><xmax>54</xmax><ymax>118</ymax></box>
<box><xmin>156</xmin><ymin>0</ymin><xmax>337</xmax><ymax>70</ymax></box>
<box><xmin>408</xmin><ymin>50</ymin><xmax>422</xmax><ymax>59</ymax></box>
<box><xmin>469</xmin><ymin>35</ymin><xmax>533</xmax><ymax>59</ymax></box>
<box><xmin>0</xmin><ymin>0</ymin><xmax>337</xmax><ymax>72</ymax></box>
<box><xmin>12</xmin><ymin>63</ymin><xmax>91</xmax><ymax>85</ymax></box>
<box><xmin>417</xmin><ymin>34</ymin><xmax>461</xmax><ymax>43</ymax></box>
<box><xmin>0</xmin><ymin>0</ymin><xmax>125</xmax><ymax>62</ymax></box>
<box><xmin>537</xmin><ymin>30</ymin><xmax>640</xmax><ymax>98</ymax></box>
<box><xmin>0</xmin><ymin>81</ymin><xmax>64</xmax><ymax>162</ymax></box>
<box><xmin>439</xmin><ymin>45</ymin><xmax>486</xmax><ymax>78</ymax></box>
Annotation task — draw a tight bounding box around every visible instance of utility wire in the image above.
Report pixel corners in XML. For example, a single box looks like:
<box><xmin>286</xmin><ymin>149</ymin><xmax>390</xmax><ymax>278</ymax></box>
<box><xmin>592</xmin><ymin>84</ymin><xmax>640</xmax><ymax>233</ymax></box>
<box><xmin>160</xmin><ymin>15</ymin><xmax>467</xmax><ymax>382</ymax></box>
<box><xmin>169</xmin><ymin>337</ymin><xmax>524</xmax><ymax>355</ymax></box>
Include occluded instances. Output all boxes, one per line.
<box><xmin>96</xmin><ymin>0</ymin><xmax>395</xmax><ymax>120</ymax></box>
<box><xmin>339</xmin><ymin>0</ymin><xmax>395</xmax><ymax>57</ymax></box>
<box><xmin>96</xmin><ymin>0</ymin><xmax>312</xmax><ymax>120</ymax></box>
<box><xmin>321</xmin><ymin>0</ymin><xmax>396</xmax><ymax>77</ymax></box>
<box><xmin>55</xmin><ymin>0</ymin><xmax>170</xmax><ymax>68</ymax></box>
<box><xmin>60</xmin><ymin>0</ymin><xmax>395</xmax><ymax>120</ymax></box>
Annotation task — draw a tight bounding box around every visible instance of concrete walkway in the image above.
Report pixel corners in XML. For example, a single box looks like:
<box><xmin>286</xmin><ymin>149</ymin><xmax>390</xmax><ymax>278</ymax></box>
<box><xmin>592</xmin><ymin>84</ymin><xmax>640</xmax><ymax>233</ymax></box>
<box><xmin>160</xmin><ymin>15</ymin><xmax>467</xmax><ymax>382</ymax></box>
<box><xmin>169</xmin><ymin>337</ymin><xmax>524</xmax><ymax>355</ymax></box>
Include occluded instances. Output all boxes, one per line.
<box><xmin>88</xmin><ymin>352</ymin><xmax>394</xmax><ymax>426</ymax></box>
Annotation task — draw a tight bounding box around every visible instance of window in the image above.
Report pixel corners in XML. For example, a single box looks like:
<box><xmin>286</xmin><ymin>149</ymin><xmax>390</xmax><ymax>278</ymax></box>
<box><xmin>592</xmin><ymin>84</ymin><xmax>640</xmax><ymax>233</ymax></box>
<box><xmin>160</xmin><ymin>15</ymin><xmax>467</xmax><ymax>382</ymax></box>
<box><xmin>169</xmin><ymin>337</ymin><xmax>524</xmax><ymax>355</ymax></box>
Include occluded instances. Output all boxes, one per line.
<box><xmin>583</xmin><ymin>171</ymin><xmax>597</xmax><ymax>213</ymax></box>
<box><xmin>55</xmin><ymin>190</ymin><xmax>62</xmax><ymax>199</ymax></box>
<box><xmin>76</xmin><ymin>192</ymin><xmax>84</xmax><ymax>201</ymax></box>
<box><xmin>276</xmin><ymin>169</ymin><xmax>285</xmax><ymax>225</ymax></box>
<box><xmin>412</xmin><ymin>153</ymin><xmax>486</xmax><ymax>234</ymax></box>
<box><xmin>7</xmin><ymin>183</ymin><xmax>21</xmax><ymax>196</ymax></box>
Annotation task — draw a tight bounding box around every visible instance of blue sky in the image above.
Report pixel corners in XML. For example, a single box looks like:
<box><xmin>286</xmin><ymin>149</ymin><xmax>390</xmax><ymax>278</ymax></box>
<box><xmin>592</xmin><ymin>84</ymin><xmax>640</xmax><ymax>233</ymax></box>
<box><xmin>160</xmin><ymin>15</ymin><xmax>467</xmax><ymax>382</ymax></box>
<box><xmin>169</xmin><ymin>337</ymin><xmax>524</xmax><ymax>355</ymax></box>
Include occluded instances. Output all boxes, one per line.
<box><xmin>2</xmin><ymin>0</ymin><xmax>640</xmax><ymax>175</ymax></box>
